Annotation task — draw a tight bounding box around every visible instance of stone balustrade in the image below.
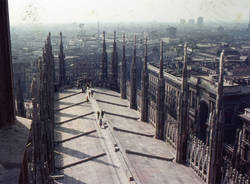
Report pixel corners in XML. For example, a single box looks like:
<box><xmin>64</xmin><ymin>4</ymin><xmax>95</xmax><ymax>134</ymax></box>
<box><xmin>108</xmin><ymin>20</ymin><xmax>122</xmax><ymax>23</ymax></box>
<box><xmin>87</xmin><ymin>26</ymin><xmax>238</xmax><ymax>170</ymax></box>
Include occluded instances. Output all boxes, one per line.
<box><xmin>165</xmin><ymin>122</ymin><xmax>177</xmax><ymax>149</ymax></box>
<box><xmin>222</xmin><ymin>167</ymin><xmax>249</xmax><ymax>184</ymax></box>
<box><xmin>186</xmin><ymin>134</ymin><xmax>209</xmax><ymax>182</ymax></box>
<box><xmin>148</xmin><ymin>101</ymin><xmax>157</xmax><ymax>125</ymax></box>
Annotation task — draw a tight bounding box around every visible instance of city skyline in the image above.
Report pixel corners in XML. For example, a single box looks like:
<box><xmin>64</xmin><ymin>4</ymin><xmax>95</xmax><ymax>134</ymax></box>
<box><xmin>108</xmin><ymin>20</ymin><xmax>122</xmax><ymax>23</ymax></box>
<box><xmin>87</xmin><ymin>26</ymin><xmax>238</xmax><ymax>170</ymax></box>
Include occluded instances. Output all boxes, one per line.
<box><xmin>1</xmin><ymin>0</ymin><xmax>250</xmax><ymax>183</ymax></box>
<box><xmin>9</xmin><ymin>0</ymin><xmax>250</xmax><ymax>25</ymax></box>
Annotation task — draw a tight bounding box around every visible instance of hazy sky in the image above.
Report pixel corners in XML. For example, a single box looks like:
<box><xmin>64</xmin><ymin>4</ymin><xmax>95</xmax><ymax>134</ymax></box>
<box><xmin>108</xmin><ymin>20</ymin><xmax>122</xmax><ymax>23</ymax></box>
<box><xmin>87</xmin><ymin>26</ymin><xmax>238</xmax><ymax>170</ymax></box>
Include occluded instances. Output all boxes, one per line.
<box><xmin>9</xmin><ymin>0</ymin><xmax>250</xmax><ymax>25</ymax></box>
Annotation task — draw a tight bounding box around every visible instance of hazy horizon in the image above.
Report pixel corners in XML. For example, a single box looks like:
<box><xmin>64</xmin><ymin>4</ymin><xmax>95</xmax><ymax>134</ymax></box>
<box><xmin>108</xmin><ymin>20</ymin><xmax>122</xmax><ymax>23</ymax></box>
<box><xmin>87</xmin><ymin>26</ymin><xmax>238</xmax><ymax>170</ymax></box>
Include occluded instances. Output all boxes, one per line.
<box><xmin>9</xmin><ymin>0</ymin><xmax>250</xmax><ymax>25</ymax></box>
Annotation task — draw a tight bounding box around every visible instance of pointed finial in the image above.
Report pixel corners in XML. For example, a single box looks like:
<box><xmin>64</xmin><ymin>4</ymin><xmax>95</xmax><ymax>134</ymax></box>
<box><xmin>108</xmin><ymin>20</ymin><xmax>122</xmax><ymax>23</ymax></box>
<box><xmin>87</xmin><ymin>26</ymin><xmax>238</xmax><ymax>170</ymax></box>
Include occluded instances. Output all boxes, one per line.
<box><xmin>122</xmin><ymin>33</ymin><xmax>126</xmax><ymax>60</ymax></box>
<box><xmin>123</xmin><ymin>33</ymin><xmax>125</xmax><ymax>45</ymax></box>
<box><xmin>133</xmin><ymin>35</ymin><xmax>136</xmax><ymax>61</ymax></box>
<box><xmin>103</xmin><ymin>31</ymin><xmax>105</xmax><ymax>40</ymax></box>
<box><xmin>103</xmin><ymin>31</ymin><xmax>106</xmax><ymax>50</ymax></box>
<box><xmin>46</xmin><ymin>32</ymin><xmax>52</xmax><ymax>49</ymax></box>
<box><xmin>160</xmin><ymin>40</ymin><xmax>163</xmax><ymax>78</ymax></box>
<box><xmin>134</xmin><ymin>35</ymin><xmax>136</xmax><ymax>49</ymax></box>
<box><xmin>144</xmin><ymin>36</ymin><xmax>148</xmax><ymax>69</ymax></box>
<box><xmin>183</xmin><ymin>42</ymin><xmax>188</xmax><ymax>74</ymax></box>
<box><xmin>113</xmin><ymin>31</ymin><xmax>116</xmax><ymax>49</ymax></box>
<box><xmin>60</xmin><ymin>32</ymin><xmax>63</xmax><ymax>44</ymax></box>
<box><xmin>48</xmin><ymin>32</ymin><xmax>51</xmax><ymax>41</ymax></box>
<box><xmin>219</xmin><ymin>50</ymin><xmax>225</xmax><ymax>76</ymax></box>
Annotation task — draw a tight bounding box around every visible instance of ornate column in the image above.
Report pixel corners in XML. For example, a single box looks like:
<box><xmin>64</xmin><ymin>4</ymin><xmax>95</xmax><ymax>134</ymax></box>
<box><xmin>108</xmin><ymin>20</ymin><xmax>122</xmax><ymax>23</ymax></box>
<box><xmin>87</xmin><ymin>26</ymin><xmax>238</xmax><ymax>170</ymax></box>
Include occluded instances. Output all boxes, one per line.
<box><xmin>207</xmin><ymin>50</ymin><xmax>225</xmax><ymax>184</ymax></box>
<box><xmin>176</xmin><ymin>43</ymin><xmax>189</xmax><ymax>163</ymax></box>
<box><xmin>120</xmin><ymin>33</ymin><xmax>127</xmax><ymax>99</ymax></box>
<box><xmin>101</xmin><ymin>31</ymin><xmax>108</xmax><ymax>84</ymax></box>
<box><xmin>129</xmin><ymin>35</ymin><xmax>137</xmax><ymax>110</ymax></box>
<box><xmin>155</xmin><ymin>40</ymin><xmax>165</xmax><ymax>140</ymax></box>
<box><xmin>140</xmin><ymin>37</ymin><xmax>149</xmax><ymax>122</ymax></box>
<box><xmin>111</xmin><ymin>31</ymin><xmax>118</xmax><ymax>90</ymax></box>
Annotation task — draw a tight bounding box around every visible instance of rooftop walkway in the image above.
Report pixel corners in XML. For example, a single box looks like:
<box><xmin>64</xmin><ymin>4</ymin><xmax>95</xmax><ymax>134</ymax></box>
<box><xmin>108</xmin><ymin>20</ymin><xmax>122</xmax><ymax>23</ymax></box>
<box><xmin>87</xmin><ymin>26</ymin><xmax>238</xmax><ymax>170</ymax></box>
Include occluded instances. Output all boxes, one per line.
<box><xmin>54</xmin><ymin>88</ymin><xmax>204</xmax><ymax>184</ymax></box>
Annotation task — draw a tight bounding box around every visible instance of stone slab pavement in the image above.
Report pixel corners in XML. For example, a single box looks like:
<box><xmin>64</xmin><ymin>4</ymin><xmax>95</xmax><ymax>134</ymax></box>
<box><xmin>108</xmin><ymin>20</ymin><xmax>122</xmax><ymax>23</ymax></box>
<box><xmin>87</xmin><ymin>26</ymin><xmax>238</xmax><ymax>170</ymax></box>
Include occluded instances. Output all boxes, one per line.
<box><xmin>92</xmin><ymin>87</ymin><xmax>205</xmax><ymax>184</ymax></box>
<box><xmin>54</xmin><ymin>89</ymin><xmax>121</xmax><ymax>184</ymax></box>
<box><xmin>54</xmin><ymin>88</ymin><xmax>205</xmax><ymax>184</ymax></box>
<box><xmin>0</xmin><ymin>116</ymin><xmax>31</xmax><ymax>184</ymax></box>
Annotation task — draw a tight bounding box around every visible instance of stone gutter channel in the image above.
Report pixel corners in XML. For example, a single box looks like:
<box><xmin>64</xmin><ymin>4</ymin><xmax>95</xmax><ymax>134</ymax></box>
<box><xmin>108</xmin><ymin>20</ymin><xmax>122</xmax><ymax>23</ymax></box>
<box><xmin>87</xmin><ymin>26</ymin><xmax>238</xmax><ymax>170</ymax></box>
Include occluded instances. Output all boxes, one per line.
<box><xmin>87</xmin><ymin>89</ymin><xmax>142</xmax><ymax>184</ymax></box>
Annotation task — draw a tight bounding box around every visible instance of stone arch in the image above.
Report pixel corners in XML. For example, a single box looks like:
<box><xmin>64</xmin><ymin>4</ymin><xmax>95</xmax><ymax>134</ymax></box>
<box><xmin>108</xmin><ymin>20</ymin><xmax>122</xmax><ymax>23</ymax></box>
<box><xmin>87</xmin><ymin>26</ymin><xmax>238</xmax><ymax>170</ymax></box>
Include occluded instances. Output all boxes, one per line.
<box><xmin>198</xmin><ymin>100</ymin><xmax>209</xmax><ymax>142</ymax></box>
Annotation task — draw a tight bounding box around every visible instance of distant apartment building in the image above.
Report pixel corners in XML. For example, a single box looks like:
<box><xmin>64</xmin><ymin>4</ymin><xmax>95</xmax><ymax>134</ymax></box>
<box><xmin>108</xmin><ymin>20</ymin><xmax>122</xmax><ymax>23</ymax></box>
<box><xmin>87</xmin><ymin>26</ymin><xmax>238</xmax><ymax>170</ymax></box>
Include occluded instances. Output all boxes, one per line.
<box><xmin>197</xmin><ymin>16</ymin><xmax>204</xmax><ymax>26</ymax></box>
